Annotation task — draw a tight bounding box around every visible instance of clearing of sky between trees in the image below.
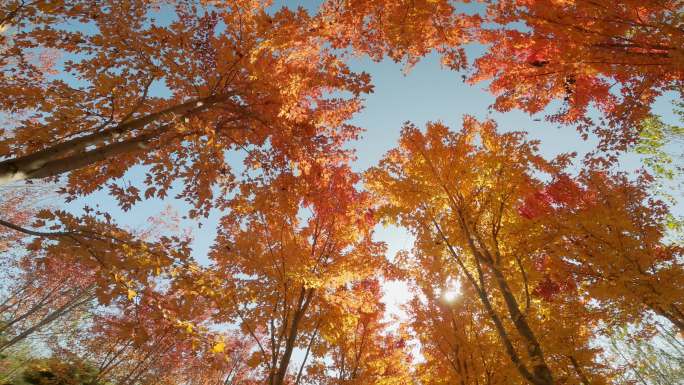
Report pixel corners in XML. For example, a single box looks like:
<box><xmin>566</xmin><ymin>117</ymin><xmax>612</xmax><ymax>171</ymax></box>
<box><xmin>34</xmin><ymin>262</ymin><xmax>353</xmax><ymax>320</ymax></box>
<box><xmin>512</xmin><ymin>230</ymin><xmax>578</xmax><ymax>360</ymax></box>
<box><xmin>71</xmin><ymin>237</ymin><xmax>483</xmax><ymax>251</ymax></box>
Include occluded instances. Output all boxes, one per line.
<box><xmin>0</xmin><ymin>1</ymin><xmax>683</xmax><ymax>385</ymax></box>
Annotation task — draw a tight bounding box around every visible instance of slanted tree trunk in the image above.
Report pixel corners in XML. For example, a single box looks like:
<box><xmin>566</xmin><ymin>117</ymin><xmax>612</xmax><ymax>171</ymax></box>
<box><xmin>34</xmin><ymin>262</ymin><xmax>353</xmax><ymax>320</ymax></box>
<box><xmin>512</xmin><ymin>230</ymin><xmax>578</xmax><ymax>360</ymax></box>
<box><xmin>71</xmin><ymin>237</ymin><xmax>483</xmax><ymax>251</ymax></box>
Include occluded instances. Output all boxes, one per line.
<box><xmin>0</xmin><ymin>286</ymin><xmax>94</xmax><ymax>352</ymax></box>
<box><xmin>432</xmin><ymin>217</ymin><xmax>555</xmax><ymax>385</ymax></box>
<box><xmin>0</xmin><ymin>94</ymin><xmax>231</xmax><ymax>185</ymax></box>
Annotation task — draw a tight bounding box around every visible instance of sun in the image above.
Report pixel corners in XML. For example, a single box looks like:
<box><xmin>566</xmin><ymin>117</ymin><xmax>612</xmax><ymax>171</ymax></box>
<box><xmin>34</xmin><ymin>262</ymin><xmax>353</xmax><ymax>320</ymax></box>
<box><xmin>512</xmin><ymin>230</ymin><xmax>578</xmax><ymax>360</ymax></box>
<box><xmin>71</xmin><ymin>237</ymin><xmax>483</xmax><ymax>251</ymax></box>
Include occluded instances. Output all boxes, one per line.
<box><xmin>442</xmin><ymin>278</ymin><xmax>462</xmax><ymax>302</ymax></box>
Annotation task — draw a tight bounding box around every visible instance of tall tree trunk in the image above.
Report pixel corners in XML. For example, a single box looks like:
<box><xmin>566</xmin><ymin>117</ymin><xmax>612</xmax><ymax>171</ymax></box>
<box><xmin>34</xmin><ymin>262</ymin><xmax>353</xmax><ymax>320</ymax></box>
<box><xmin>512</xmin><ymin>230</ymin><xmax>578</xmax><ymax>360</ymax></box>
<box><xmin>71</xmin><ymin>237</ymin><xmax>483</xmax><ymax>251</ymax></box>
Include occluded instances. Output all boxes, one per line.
<box><xmin>432</xmin><ymin>218</ymin><xmax>550</xmax><ymax>385</ymax></box>
<box><xmin>274</xmin><ymin>287</ymin><xmax>314</xmax><ymax>385</ymax></box>
<box><xmin>487</xmin><ymin>264</ymin><xmax>554</xmax><ymax>385</ymax></box>
<box><xmin>431</xmin><ymin>215</ymin><xmax>555</xmax><ymax>385</ymax></box>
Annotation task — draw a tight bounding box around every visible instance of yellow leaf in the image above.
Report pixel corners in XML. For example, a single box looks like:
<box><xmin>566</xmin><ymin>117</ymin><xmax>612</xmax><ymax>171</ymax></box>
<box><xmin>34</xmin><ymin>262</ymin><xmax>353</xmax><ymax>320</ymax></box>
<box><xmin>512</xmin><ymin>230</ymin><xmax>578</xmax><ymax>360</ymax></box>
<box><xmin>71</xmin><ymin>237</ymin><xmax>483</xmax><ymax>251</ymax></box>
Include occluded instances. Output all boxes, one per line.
<box><xmin>127</xmin><ymin>289</ymin><xmax>137</xmax><ymax>300</ymax></box>
<box><xmin>212</xmin><ymin>341</ymin><xmax>225</xmax><ymax>353</ymax></box>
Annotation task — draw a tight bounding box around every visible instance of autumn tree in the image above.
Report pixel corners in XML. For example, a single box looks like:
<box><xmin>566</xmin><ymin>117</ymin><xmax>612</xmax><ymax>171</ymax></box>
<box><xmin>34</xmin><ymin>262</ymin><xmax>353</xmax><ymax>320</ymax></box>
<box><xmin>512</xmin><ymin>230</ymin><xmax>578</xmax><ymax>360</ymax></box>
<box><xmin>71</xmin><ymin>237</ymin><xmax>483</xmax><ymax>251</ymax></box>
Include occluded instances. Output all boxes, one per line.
<box><xmin>0</xmin><ymin>254</ymin><xmax>95</xmax><ymax>353</ymax></box>
<box><xmin>315</xmin><ymin>0</ymin><xmax>480</xmax><ymax>70</ymax></box>
<box><xmin>304</xmin><ymin>279</ymin><xmax>413</xmax><ymax>385</ymax></box>
<box><xmin>518</xmin><ymin>170</ymin><xmax>684</xmax><ymax>332</ymax></box>
<box><xmin>185</xmin><ymin>163</ymin><xmax>387</xmax><ymax>385</ymax></box>
<box><xmin>315</xmin><ymin>0</ymin><xmax>683</xmax><ymax>150</ymax></box>
<box><xmin>3</xmin><ymin>2</ymin><xmax>683</xmax><ymax>385</ymax></box>
<box><xmin>0</xmin><ymin>4</ymin><xmax>386</xmax><ymax>382</ymax></box>
<box><xmin>0</xmin><ymin>0</ymin><xmax>370</xmax><ymax>217</ymax></box>
<box><xmin>49</xmin><ymin>290</ymin><xmax>256</xmax><ymax>385</ymax></box>
<box><xmin>365</xmin><ymin>117</ymin><xmax>680</xmax><ymax>384</ymax></box>
<box><xmin>472</xmin><ymin>0</ymin><xmax>684</xmax><ymax>150</ymax></box>
<box><xmin>0</xmin><ymin>204</ymin><xmax>257</xmax><ymax>384</ymax></box>
<box><xmin>632</xmin><ymin>103</ymin><xmax>684</xmax><ymax>221</ymax></box>
<box><xmin>0</xmin><ymin>187</ymin><xmax>91</xmax><ymax>354</ymax></box>
<box><xmin>606</xmin><ymin>322</ymin><xmax>684</xmax><ymax>385</ymax></box>
<box><xmin>403</xmin><ymin>259</ymin><xmax>523</xmax><ymax>385</ymax></box>
<box><xmin>0</xmin><ymin>202</ymin><xmax>213</xmax><ymax>375</ymax></box>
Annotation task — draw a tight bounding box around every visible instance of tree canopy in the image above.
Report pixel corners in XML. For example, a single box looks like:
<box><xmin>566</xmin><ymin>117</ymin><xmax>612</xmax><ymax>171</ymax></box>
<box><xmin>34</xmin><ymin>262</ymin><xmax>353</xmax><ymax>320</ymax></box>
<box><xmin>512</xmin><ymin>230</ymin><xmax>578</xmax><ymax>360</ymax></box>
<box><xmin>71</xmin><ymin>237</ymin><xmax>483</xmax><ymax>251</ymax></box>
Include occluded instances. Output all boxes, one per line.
<box><xmin>1</xmin><ymin>1</ymin><xmax>682</xmax><ymax>385</ymax></box>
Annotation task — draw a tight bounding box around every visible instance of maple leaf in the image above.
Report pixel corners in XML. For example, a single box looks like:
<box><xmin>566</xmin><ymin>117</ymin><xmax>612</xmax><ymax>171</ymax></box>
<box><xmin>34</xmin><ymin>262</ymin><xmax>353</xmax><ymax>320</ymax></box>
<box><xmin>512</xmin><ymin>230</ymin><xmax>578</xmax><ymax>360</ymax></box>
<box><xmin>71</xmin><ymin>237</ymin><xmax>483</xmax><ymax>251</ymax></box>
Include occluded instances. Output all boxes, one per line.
<box><xmin>211</xmin><ymin>341</ymin><xmax>225</xmax><ymax>353</ymax></box>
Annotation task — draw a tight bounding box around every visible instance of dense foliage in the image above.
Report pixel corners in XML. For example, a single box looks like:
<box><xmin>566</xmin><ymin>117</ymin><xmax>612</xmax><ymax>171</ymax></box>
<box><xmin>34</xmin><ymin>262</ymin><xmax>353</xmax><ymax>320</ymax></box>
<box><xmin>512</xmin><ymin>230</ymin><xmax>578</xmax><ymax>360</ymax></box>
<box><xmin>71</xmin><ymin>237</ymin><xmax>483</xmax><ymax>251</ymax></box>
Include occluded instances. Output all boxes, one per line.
<box><xmin>1</xmin><ymin>1</ymin><xmax>682</xmax><ymax>384</ymax></box>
